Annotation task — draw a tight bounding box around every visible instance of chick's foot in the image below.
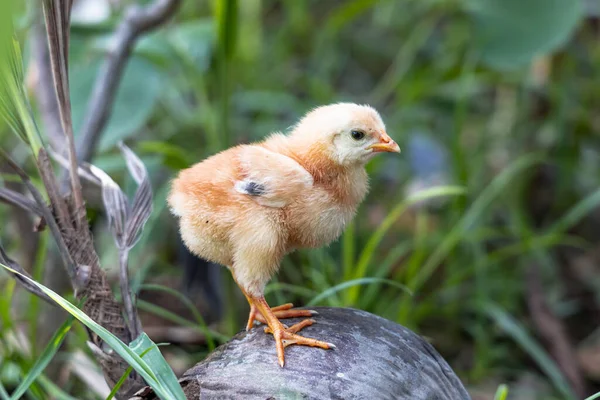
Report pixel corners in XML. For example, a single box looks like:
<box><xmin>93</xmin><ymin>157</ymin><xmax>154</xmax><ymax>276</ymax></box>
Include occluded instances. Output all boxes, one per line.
<box><xmin>250</xmin><ymin>295</ymin><xmax>335</xmax><ymax>367</ymax></box>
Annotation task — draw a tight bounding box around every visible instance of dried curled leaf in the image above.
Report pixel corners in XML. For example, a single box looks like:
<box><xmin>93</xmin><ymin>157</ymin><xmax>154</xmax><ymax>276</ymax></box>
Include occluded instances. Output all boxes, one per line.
<box><xmin>120</xmin><ymin>143</ymin><xmax>152</xmax><ymax>249</ymax></box>
<box><xmin>83</xmin><ymin>143</ymin><xmax>153</xmax><ymax>251</ymax></box>
<box><xmin>86</xmin><ymin>143</ymin><xmax>152</xmax><ymax>340</ymax></box>
<box><xmin>0</xmin><ymin>244</ymin><xmax>53</xmax><ymax>304</ymax></box>
<box><xmin>119</xmin><ymin>142</ymin><xmax>147</xmax><ymax>185</ymax></box>
<box><xmin>50</xmin><ymin>144</ymin><xmax>152</xmax><ymax>250</ymax></box>
<box><xmin>0</xmin><ymin>187</ymin><xmax>43</xmax><ymax>216</ymax></box>
<box><xmin>89</xmin><ymin>164</ymin><xmax>129</xmax><ymax>247</ymax></box>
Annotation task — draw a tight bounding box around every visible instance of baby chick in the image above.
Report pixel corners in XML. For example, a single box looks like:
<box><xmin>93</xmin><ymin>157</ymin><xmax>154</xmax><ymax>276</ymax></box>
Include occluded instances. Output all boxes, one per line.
<box><xmin>168</xmin><ymin>103</ymin><xmax>400</xmax><ymax>366</ymax></box>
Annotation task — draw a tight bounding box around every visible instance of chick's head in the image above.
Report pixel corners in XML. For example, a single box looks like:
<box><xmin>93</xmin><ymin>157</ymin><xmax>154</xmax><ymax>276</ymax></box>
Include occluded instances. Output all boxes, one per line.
<box><xmin>291</xmin><ymin>103</ymin><xmax>400</xmax><ymax>166</ymax></box>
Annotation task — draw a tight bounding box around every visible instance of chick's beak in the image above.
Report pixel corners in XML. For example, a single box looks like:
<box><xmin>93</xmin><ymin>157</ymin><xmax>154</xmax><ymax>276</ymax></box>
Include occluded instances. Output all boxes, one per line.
<box><xmin>369</xmin><ymin>132</ymin><xmax>400</xmax><ymax>153</ymax></box>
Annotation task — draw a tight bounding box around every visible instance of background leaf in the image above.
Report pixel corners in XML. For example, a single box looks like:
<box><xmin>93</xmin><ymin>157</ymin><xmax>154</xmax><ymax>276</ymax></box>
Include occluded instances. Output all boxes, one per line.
<box><xmin>70</xmin><ymin>57</ymin><xmax>162</xmax><ymax>151</ymax></box>
<box><xmin>467</xmin><ymin>0</ymin><xmax>584</xmax><ymax>68</ymax></box>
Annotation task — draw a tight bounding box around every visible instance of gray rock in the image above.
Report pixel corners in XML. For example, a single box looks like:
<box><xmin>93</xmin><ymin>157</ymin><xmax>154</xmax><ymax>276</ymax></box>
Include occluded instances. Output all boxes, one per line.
<box><xmin>134</xmin><ymin>307</ymin><xmax>470</xmax><ymax>400</ymax></box>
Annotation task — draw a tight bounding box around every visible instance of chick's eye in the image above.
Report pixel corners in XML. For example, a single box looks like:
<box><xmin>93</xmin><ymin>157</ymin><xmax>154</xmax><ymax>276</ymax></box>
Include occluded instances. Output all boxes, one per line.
<box><xmin>351</xmin><ymin>130</ymin><xmax>365</xmax><ymax>140</ymax></box>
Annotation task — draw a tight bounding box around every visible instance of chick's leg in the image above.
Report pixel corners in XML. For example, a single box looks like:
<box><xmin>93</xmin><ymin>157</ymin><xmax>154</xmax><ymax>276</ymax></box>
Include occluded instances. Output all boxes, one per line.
<box><xmin>230</xmin><ymin>227</ymin><xmax>333</xmax><ymax>366</ymax></box>
<box><xmin>248</xmin><ymin>293</ymin><xmax>335</xmax><ymax>367</ymax></box>
<box><xmin>233</xmin><ymin>274</ymin><xmax>315</xmax><ymax>331</ymax></box>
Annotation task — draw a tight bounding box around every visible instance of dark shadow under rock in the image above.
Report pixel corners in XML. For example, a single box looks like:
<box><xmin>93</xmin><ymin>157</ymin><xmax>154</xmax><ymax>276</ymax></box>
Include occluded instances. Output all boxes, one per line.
<box><xmin>132</xmin><ymin>307</ymin><xmax>471</xmax><ymax>400</ymax></box>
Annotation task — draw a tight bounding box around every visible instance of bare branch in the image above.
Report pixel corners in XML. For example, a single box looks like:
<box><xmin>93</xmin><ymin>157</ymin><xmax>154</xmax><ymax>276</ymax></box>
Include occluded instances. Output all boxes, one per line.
<box><xmin>76</xmin><ymin>0</ymin><xmax>181</xmax><ymax>163</ymax></box>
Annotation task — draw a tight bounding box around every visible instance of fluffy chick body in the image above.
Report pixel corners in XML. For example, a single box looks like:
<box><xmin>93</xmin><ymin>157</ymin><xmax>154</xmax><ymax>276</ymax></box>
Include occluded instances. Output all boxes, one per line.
<box><xmin>169</xmin><ymin>137</ymin><xmax>368</xmax><ymax>296</ymax></box>
<box><xmin>169</xmin><ymin>103</ymin><xmax>395</xmax><ymax>297</ymax></box>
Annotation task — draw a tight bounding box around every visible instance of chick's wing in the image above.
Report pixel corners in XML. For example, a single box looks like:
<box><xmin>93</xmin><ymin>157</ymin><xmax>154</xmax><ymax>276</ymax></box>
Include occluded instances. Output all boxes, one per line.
<box><xmin>235</xmin><ymin>146</ymin><xmax>313</xmax><ymax>208</ymax></box>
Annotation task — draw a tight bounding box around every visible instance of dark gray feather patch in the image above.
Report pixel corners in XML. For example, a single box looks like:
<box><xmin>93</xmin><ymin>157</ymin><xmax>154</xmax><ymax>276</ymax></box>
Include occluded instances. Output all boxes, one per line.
<box><xmin>244</xmin><ymin>181</ymin><xmax>266</xmax><ymax>196</ymax></box>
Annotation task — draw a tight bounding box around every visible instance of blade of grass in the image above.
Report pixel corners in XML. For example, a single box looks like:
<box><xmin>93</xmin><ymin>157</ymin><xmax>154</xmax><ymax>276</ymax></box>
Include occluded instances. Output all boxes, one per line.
<box><xmin>268</xmin><ymin>276</ymin><xmax>288</xmax><ymax>307</ymax></box>
<box><xmin>398</xmin><ymin>155</ymin><xmax>543</xmax><ymax>323</ymax></box>
<box><xmin>0</xmin><ymin>279</ymin><xmax>16</xmax><ymax>331</ymax></box>
<box><xmin>139</xmin><ymin>283</ymin><xmax>216</xmax><ymax>350</ymax></box>
<box><xmin>28</xmin><ymin>231</ymin><xmax>49</xmax><ymax>355</ymax></box>
<box><xmin>438</xmin><ymin>234</ymin><xmax>587</xmax><ymax>290</ymax></box>
<box><xmin>0</xmin><ymin>263</ymin><xmax>186</xmax><ymax>400</ymax></box>
<box><xmin>547</xmin><ymin>187</ymin><xmax>600</xmax><ymax>236</ymax></box>
<box><xmin>342</xmin><ymin>221</ymin><xmax>355</xmax><ymax>281</ymax></box>
<box><xmin>368</xmin><ymin>12</ymin><xmax>437</xmax><ymax>104</ymax></box>
<box><xmin>487</xmin><ymin>234</ymin><xmax>588</xmax><ymax>265</ymax></box>
<box><xmin>348</xmin><ymin>185</ymin><xmax>465</xmax><ymax>303</ymax></box>
<box><xmin>105</xmin><ymin>365</ymin><xmax>134</xmax><ymax>400</ymax></box>
<box><xmin>0</xmin><ymin>383</ymin><xmax>9</xmax><ymax>400</ymax></box>
<box><xmin>129</xmin><ymin>334</ymin><xmax>181</xmax><ymax>400</ymax></box>
<box><xmin>483</xmin><ymin>302</ymin><xmax>577</xmax><ymax>400</ymax></box>
<box><xmin>214</xmin><ymin>0</ymin><xmax>238</xmax><ymax>148</ymax></box>
<box><xmin>471</xmin><ymin>242</ymin><xmax>492</xmax><ymax>380</ymax></box>
<box><xmin>36</xmin><ymin>375</ymin><xmax>79</xmax><ymax>400</ymax></box>
<box><xmin>106</xmin><ymin>343</ymin><xmax>161</xmax><ymax>400</ymax></box>
<box><xmin>361</xmin><ymin>241</ymin><xmax>412</xmax><ymax>309</ymax></box>
<box><xmin>585</xmin><ymin>392</ymin><xmax>600</xmax><ymax>400</ymax></box>
<box><xmin>136</xmin><ymin>300</ymin><xmax>229</xmax><ymax>343</ymax></box>
<box><xmin>411</xmin><ymin>155</ymin><xmax>543</xmax><ymax>291</ymax></box>
<box><xmin>10</xmin><ymin>317</ymin><xmax>74</xmax><ymax>400</ymax></box>
<box><xmin>493</xmin><ymin>384</ymin><xmax>508</xmax><ymax>400</ymax></box>
<box><xmin>325</xmin><ymin>0</ymin><xmax>379</xmax><ymax>34</ymax></box>
<box><xmin>401</xmin><ymin>210</ymin><xmax>429</xmax><ymax>283</ymax></box>
<box><xmin>307</xmin><ymin>277</ymin><xmax>411</xmax><ymax>307</ymax></box>
<box><xmin>264</xmin><ymin>282</ymin><xmax>317</xmax><ymax>298</ymax></box>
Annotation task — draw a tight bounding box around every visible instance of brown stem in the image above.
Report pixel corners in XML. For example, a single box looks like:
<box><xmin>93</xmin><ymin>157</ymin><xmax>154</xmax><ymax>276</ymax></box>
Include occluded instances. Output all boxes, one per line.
<box><xmin>42</xmin><ymin>1</ymin><xmax>86</xmax><ymax>219</ymax></box>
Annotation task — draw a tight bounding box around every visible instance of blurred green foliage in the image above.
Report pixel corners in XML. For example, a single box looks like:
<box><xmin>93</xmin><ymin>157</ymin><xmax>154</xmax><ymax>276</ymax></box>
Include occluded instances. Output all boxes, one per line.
<box><xmin>1</xmin><ymin>0</ymin><xmax>600</xmax><ymax>399</ymax></box>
